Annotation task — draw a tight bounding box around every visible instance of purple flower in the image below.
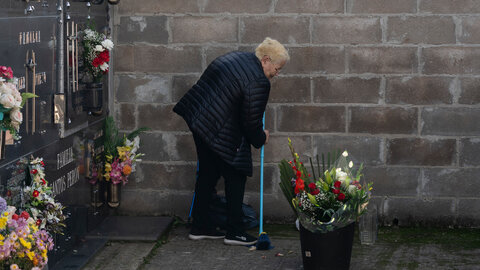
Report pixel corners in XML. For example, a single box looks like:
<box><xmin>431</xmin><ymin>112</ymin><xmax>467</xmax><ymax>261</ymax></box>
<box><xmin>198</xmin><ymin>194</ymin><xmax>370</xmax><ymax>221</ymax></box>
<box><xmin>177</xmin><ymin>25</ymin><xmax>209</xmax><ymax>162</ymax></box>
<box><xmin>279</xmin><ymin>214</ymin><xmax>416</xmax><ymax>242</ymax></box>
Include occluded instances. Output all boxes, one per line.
<box><xmin>0</xmin><ymin>196</ymin><xmax>7</xmax><ymax>213</ymax></box>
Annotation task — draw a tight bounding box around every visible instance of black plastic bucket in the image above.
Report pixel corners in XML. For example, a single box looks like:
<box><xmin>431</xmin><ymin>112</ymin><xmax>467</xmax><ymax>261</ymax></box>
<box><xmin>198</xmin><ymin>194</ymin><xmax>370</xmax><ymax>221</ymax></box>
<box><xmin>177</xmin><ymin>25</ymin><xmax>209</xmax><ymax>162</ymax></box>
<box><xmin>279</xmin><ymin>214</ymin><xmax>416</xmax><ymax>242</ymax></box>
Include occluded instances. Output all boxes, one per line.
<box><xmin>299</xmin><ymin>222</ymin><xmax>355</xmax><ymax>270</ymax></box>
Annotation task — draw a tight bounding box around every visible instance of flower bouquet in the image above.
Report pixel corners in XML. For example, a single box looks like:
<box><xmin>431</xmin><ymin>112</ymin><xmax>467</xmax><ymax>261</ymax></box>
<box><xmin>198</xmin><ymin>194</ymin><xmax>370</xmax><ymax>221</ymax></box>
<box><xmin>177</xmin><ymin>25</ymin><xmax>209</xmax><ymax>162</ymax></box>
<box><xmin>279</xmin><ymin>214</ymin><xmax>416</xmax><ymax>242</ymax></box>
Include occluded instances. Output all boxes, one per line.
<box><xmin>279</xmin><ymin>138</ymin><xmax>372</xmax><ymax>233</ymax></box>
<box><xmin>0</xmin><ymin>66</ymin><xmax>36</xmax><ymax>140</ymax></box>
<box><xmin>0</xmin><ymin>196</ymin><xmax>54</xmax><ymax>270</ymax></box>
<box><xmin>81</xmin><ymin>27</ymin><xmax>114</xmax><ymax>83</ymax></box>
<box><xmin>22</xmin><ymin>157</ymin><xmax>66</xmax><ymax>235</ymax></box>
<box><xmin>279</xmin><ymin>139</ymin><xmax>373</xmax><ymax>270</ymax></box>
<box><xmin>103</xmin><ymin>116</ymin><xmax>148</xmax><ymax>185</ymax></box>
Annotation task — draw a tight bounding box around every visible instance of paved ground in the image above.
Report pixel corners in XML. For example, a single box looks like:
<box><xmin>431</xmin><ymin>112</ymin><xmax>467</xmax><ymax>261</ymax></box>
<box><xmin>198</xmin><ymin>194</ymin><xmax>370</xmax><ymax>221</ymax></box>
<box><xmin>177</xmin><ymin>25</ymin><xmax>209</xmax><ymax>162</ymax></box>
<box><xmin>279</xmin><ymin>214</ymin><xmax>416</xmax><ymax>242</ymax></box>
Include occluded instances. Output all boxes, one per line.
<box><xmin>82</xmin><ymin>223</ymin><xmax>480</xmax><ymax>270</ymax></box>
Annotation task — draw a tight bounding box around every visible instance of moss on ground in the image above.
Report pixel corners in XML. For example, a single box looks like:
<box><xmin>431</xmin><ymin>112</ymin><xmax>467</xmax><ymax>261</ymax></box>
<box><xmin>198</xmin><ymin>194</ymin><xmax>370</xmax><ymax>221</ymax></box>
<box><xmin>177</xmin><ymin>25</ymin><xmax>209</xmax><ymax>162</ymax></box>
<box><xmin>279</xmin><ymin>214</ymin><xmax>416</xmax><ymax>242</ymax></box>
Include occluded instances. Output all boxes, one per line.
<box><xmin>378</xmin><ymin>227</ymin><xmax>480</xmax><ymax>250</ymax></box>
<box><xmin>251</xmin><ymin>223</ymin><xmax>480</xmax><ymax>250</ymax></box>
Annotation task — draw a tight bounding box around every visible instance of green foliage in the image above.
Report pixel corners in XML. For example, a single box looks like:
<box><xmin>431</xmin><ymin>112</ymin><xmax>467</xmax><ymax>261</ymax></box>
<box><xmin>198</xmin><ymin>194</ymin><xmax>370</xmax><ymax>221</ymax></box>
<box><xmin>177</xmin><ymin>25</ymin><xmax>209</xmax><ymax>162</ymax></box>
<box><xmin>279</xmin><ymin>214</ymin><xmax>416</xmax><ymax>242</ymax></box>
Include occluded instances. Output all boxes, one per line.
<box><xmin>278</xmin><ymin>160</ymin><xmax>297</xmax><ymax>215</ymax></box>
<box><xmin>103</xmin><ymin>116</ymin><xmax>149</xmax><ymax>157</ymax></box>
<box><xmin>20</xmin><ymin>92</ymin><xmax>37</xmax><ymax>107</ymax></box>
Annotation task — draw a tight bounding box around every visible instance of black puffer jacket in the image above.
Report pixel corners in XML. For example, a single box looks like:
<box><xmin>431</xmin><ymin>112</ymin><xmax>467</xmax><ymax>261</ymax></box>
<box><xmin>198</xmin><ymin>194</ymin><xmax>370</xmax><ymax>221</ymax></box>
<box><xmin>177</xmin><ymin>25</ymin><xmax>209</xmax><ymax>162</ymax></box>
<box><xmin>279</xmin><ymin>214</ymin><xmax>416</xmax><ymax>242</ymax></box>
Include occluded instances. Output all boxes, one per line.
<box><xmin>173</xmin><ymin>51</ymin><xmax>270</xmax><ymax>176</ymax></box>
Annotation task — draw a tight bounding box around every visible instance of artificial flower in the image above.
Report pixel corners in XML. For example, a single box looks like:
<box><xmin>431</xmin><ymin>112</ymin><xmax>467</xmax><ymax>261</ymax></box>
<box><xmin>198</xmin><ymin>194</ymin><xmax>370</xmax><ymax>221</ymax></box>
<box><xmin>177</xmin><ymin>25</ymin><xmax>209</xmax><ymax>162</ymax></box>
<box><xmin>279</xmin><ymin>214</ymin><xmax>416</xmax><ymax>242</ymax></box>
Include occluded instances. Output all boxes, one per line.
<box><xmin>81</xmin><ymin>28</ymin><xmax>114</xmax><ymax>83</ymax></box>
<box><xmin>101</xmin><ymin>116</ymin><xmax>147</xmax><ymax>186</ymax></box>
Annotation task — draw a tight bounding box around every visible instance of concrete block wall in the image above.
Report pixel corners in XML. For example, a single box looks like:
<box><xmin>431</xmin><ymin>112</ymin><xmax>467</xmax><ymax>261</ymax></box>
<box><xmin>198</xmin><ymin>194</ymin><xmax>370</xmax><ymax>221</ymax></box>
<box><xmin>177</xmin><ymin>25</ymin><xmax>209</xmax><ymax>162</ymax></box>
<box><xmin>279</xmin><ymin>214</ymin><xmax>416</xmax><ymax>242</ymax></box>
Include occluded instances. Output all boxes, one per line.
<box><xmin>112</xmin><ymin>0</ymin><xmax>480</xmax><ymax>227</ymax></box>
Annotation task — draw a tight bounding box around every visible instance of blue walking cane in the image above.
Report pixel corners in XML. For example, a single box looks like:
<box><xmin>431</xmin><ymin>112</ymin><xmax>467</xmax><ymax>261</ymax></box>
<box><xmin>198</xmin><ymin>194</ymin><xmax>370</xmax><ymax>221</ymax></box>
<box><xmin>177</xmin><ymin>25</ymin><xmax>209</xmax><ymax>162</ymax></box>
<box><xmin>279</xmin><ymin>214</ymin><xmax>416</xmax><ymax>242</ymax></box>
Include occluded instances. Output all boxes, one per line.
<box><xmin>256</xmin><ymin>113</ymin><xmax>273</xmax><ymax>250</ymax></box>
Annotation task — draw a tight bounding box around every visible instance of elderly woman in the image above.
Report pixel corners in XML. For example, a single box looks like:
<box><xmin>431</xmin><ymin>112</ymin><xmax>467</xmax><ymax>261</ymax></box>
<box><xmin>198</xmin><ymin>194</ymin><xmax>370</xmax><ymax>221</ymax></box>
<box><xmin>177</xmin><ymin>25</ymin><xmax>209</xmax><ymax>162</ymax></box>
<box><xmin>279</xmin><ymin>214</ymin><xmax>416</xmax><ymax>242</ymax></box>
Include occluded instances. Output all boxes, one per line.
<box><xmin>173</xmin><ymin>37</ymin><xmax>289</xmax><ymax>246</ymax></box>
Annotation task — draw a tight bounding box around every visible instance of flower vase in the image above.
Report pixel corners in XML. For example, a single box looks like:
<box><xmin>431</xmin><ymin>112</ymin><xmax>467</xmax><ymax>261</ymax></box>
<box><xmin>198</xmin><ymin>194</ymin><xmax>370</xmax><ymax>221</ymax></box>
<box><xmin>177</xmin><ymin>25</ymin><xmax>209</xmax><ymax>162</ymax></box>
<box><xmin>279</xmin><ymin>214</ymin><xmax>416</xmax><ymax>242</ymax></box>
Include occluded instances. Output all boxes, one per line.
<box><xmin>0</xmin><ymin>130</ymin><xmax>5</xmax><ymax>160</ymax></box>
<box><xmin>299</xmin><ymin>222</ymin><xmax>355</xmax><ymax>270</ymax></box>
<box><xmin>359</xmin><ymin>204</ymin><xmax>378</xmax><ymax>245</ymax></box>
<box><xmin>90</xmin><ymin>181</ymin><xmax>103</xmax><ymax>207</ymax></box>
<box><xmin>83</xmin><ymin>82</ymin><xmax>103</xmax><ymax>114</ymax></box>
<box><xmin>107</xmin><ymin>182</ymin><xmax>121</xmax><ymax>208</ymax></box>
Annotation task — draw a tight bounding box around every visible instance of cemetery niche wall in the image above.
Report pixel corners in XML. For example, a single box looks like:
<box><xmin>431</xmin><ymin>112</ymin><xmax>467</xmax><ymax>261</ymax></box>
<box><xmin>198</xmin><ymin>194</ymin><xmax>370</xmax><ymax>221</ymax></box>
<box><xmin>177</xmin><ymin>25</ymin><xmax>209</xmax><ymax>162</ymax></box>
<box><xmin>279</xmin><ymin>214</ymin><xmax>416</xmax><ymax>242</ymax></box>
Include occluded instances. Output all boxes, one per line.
<box><xmin>0</xmin><ymin>0</ymin><xmax>111</xmax><ymax>266</ymax></box>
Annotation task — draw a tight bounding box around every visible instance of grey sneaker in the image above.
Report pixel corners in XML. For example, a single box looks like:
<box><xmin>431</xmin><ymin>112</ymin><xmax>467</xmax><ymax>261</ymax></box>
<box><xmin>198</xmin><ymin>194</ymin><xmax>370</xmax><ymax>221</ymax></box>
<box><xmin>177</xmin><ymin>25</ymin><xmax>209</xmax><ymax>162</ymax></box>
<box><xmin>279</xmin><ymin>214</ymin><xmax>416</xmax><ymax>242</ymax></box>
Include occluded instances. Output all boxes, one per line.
<box><xmin>224</xmin><ymin>232</ymin><xmax>257</xmax><ymax>246</ymax></box>
<box><xmin>188</xmin><ymin>227</ymin><xmax>225</xmax><ymax>240</ymax></box>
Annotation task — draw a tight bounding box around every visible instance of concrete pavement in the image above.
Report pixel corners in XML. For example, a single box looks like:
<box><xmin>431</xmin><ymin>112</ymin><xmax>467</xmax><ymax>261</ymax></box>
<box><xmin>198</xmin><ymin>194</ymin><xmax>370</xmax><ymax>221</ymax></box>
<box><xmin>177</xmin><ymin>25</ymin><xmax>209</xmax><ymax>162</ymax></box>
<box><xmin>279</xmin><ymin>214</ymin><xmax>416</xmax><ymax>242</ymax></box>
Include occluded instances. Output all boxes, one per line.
<box><xmin>82</xmin><ymin>222</ymin><xmax>480</xmax><ymax>270</ymax></box>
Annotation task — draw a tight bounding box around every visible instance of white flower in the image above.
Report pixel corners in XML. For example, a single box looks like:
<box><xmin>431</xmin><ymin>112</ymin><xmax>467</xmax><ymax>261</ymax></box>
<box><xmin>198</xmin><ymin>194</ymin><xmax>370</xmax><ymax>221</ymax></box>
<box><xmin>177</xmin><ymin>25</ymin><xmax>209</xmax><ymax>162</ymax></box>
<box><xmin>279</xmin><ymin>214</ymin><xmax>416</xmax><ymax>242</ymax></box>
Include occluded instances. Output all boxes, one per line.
<box><xmin>6</xmin><ymin>206</ymin><xmax>16</xmax><ymax>217</ymax></box>
<box><xmin>10</xmin><ymin>120</ymin><xmax>20</xmax><ymax>131</ymax></box>
<box><xmin>337</xmin><ymin>171</ymin><xmax>348</xmax><ymax>182</ymax></box>
<box><xmin>347</xmin><ymin>185</ymin><xmax>357</xmax><ymax>194</ymax></box>
<box><xmin>131</xmin><ymin>136</ymin><xmax>140</xmax><ymax>153</ymax></box>
<box><xmin>349</xmin><ymin>161</ymin><xmax>353</xmax><ymax>168</ymax></box>
<box><xmin>94</xmin><ymin>45</ymin><xmax>105</xmax><ymax>52</ymax></box>
<box><xmin>10</xmin><ymin>108</ymin><xmax>23</xmax><ymax>123</ymax></box>
<box><xmin>101</xmin><ymin>39</ymin><xmax>114</xmax><ymax>50</ymax></box>
<box><xmin>99</xmin><ymin>62</ymin><xmax>109</xmax><ymax>71</ymax></box>
<box><xmin>342</xmin><ymin>151</ymin><xmax>348</xmax><ymax>157</ymax></box>
<box><xmin>0</xmin><ymin>83</ymin><xmax>12</xmax><ymax>95</ymax></box>
<box><xmin>0</xmin><ymin>93</ymin><xmax>16</xmax><ymax>108</ymax></box>
<box><xmin>30</xmin><ymin>207</ymin><xmax>39</xmax><ymax>218</ymax></box>
<box><xmin>84</xmin><ymin>29</ymin><xmax>96</xmax><ymax>40</ymax></box>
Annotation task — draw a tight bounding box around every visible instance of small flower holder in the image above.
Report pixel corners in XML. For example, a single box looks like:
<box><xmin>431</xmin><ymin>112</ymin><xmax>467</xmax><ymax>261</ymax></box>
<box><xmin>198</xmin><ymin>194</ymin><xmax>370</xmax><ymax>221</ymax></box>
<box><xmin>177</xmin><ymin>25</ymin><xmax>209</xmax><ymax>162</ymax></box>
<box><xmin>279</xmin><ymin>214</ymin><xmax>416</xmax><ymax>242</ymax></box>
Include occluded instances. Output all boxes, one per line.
<box><xmin>107</xmin><ymin>181</ymin><xmax>121</xmax><ymax>208</ymax></box>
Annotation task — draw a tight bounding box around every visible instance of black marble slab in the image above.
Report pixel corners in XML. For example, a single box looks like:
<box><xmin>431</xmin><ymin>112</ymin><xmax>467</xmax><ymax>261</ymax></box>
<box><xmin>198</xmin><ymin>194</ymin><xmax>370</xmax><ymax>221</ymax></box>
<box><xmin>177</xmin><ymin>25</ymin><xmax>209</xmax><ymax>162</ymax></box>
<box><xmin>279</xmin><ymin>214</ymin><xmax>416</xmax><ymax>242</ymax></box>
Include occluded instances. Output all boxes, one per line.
<box><xmin>86</xmin><ymin>216</ymin><xmax>175</xmax><ymax>241</ymax></box>
<box><xmin>0</xmin><ymin>0</ymin><xmax>111</xmax><ymax>267</ymax></box>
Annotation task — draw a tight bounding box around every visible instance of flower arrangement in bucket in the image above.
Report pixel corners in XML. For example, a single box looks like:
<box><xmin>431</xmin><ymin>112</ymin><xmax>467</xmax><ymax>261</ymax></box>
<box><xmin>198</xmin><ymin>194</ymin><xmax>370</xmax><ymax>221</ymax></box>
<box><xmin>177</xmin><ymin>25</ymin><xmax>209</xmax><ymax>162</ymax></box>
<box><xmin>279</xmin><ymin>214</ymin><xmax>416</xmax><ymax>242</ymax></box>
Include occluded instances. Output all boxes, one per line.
<box><xmin>0</xmin><ymin>196</ymin><xmax>54</xmax><ymax>270</ymax></box>
<box><xmin>279</xmin><ymin>138</ymin><xmax>372</xmax><ymax>270</ymax></box>
<box><xmin>102</xmin><ymin>116</ymin><xmax>148</xmax><ymax>207</ymax></box>
<box><xmin>81</xmin><ymin>27</ymin><xmax>114</xmax><ymax>83</ymax></box>
<box><xmin>0</xmin><ymin>66</ymin><xmax>36</xmax><ymax>140</ymax></box>
<box><xmin>279</xmin><ymin>138</ymin><xmax>372</xmax><ymax>233</ymax></box>
<box><xmin>22</xmin><ymin>157</ymin><xmax>67</xmax><ymax>236</ymax></box>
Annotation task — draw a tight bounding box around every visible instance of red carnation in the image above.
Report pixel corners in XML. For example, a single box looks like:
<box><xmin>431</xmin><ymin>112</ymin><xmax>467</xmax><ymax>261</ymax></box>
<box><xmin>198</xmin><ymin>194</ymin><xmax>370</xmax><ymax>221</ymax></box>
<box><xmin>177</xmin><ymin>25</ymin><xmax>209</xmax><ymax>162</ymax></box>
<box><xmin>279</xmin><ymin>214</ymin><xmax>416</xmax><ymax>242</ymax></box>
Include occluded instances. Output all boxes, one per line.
<box><xmin>92</xmin><ymin>56</ymin><xmax>104</xmax><ymax>67</ymax></box>
<box><xmin>333</xmin><ymin>188</ymin><xmax>340</xmax><ymax>194</ymax></box>
<box><xmin>32</xmin><ymin>190</ymin><xmax>40</xmax><ymax>198</ymax></box>
<box><xmin>99</xmin><ymin>50</ymin><xmax>110</xmax><ymax>62</ymax></box>
<box><xmin>310</xmin><ymin>188</ymin><xmax>320</xmax><ymax>195</ymax></box>
<box><xmin>334</xmin><ymin>181</ymin><xmax>341</xmax><ymax>188</ymax></box>
<box><xmin>36</xmin><ymin>219</ymin><xmax>42</xmax><ymax>226</ymax></box>
<box><xmin>20</xmin><ymin>211</ymin><xmax>30</xmax><ymax>219</ymax></box>
<box><xmin>31</xmin><ymin>169</ymin><xmax>38</xmax><ymax>174</ymax></box>
<box><xmin>12</xmin><ymin>214</ymin><xmax>19</xmax><ymax>220</ymax></box>
<box><xmin>296</xmin><ymin>170</ymin><xmax>301</xmax><ymax>179</ymax></box>
<box><xmin>308</xmin><ymin>183</ymin><xmax>316</xmax><ymax>190</ymax></box>
<box><xmin>337</xmin><ymin>193</ymin><xmax>346</xmax><ymax>201</ymax></box>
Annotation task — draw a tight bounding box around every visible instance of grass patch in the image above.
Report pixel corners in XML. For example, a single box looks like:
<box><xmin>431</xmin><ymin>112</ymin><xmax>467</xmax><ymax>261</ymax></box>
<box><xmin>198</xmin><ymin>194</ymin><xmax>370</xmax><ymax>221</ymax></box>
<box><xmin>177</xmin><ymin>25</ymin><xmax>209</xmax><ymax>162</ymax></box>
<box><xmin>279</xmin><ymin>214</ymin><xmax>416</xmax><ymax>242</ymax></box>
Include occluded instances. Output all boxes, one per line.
<box><xmin>378</xmin><ymin>227</ymin><xmax>480</xmax><ymax>250</ymax></box>
<box><xmin>137</xmin><ymin>216</ymin><xmax>184</xmax><ymax>269</ymax></box>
